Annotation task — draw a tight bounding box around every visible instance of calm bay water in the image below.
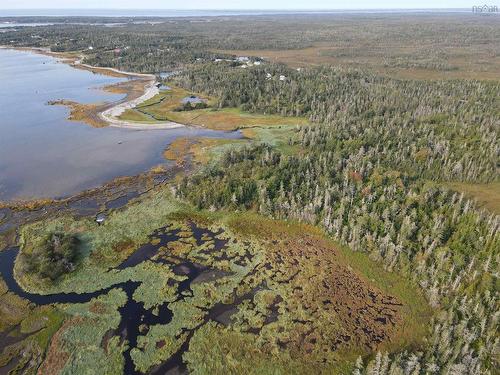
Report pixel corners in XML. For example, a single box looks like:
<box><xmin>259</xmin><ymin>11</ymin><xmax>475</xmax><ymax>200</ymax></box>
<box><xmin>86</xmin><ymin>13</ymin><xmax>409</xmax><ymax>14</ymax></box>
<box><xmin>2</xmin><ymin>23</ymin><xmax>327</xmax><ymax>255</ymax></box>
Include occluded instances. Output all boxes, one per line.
<box><xmin>0</xmin><ymin>49</ymin><xmax>239</xmax><ymax>201</ymax></box>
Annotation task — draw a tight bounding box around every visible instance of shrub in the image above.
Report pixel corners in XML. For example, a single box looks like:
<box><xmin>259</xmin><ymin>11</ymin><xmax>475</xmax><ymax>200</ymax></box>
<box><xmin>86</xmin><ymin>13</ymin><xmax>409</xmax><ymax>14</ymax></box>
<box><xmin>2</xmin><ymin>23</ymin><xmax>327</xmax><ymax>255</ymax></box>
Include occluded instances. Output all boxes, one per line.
<box><xmin>174</xmin><ymin>101</ymin><xmax>208</xmax><ymax>112</ymax></box>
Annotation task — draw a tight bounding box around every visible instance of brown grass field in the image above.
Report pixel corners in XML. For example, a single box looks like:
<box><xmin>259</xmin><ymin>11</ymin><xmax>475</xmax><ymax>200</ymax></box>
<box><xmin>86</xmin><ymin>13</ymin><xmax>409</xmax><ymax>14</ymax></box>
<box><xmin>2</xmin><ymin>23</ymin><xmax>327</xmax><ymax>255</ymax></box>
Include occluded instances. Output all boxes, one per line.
<box><xmin>215</xmin><ymin>43</ymin><xmax>500</xmax><ymax>81</ymax></box>
<box><xmin>48</xmin><ymin>78</ymin><xmax>151</xmax><ymax>128</ymax></box>
<box><xmin>445</xmin><ymin>182</ymin><xmax>500</xmax><ymax>215</ymax></box>
<box><xmin>120</xmin><ymin>85</ymin><xmax>309</xmax><ymax>131</ymax></box>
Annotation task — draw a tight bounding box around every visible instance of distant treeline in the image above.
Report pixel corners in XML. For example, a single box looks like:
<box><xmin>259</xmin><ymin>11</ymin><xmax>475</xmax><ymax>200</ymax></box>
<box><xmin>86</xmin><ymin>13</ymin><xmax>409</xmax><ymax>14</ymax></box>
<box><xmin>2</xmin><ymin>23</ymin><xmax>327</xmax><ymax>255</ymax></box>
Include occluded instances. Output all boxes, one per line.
<box><xmin>1</xmin><ymin>14</ymin><xmax>498</xmax><ymax>73</ymax></box>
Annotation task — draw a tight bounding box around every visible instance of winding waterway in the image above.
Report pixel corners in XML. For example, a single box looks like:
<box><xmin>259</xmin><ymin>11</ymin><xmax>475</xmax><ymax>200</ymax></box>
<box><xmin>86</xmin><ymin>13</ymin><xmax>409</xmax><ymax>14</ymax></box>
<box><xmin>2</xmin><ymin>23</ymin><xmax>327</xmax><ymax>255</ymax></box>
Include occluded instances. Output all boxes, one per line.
<box><xmin>0</xmin><ymin>48</ymin><xmax>240</xmax><ymax>201</ymax></box>
<box><xmin>0</xmin><ymin>48</ymin><xmax>248</xmax><ymax>374</ymax></box>
<box><xmin>0</xmin><ymin>222</ymin><xmax>233</xmax><ymax>375</ymax></box>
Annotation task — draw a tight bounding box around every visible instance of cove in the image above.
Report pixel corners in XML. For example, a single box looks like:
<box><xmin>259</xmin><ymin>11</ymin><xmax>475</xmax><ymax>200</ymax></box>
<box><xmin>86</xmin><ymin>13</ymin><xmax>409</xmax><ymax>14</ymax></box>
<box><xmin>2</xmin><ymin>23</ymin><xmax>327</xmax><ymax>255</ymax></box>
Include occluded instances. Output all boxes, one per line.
<box><xmin>0</xmin><ymin>49</ymin><xmax>241</xmax><ymax>201</ymax></box>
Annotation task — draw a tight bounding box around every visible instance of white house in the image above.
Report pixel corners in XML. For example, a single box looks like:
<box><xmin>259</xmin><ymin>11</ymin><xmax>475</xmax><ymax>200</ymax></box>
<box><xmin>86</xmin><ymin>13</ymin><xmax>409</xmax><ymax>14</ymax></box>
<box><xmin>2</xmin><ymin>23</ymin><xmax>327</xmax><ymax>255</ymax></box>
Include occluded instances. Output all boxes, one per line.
<box><xmin>266</xmin><ymin>73</ymin><xmax>272</xmax><ymax>80</ymax></box>
<box><xmin>279</xmin><ymin>75</ymin><xmax>287</xmax><ymax>81</ymax></box>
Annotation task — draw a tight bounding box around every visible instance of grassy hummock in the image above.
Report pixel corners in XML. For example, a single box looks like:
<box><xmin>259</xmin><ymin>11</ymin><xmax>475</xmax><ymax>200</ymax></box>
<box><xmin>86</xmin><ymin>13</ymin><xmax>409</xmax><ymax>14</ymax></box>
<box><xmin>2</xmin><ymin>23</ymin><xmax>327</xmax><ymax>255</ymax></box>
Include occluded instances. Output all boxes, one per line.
<box><xmin>2</xmin><ymin>188</ymin><xmax>431</xmax><ymax>374</ymax></box>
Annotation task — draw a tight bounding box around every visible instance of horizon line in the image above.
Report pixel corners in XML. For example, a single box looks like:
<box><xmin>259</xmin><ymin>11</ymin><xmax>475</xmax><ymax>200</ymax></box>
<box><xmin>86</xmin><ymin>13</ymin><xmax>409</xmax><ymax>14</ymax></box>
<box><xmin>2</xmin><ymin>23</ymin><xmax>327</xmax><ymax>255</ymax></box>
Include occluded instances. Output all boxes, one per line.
<box><xmin>0</xmin><ymin>7</ymin><xmax>476</xmax><ymax>11</ymax></box>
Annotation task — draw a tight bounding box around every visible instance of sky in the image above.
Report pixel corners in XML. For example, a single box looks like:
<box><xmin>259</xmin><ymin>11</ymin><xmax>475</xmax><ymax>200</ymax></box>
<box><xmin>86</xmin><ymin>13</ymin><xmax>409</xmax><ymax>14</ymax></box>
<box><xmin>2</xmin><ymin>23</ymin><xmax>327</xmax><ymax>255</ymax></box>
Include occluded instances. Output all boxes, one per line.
<box><xmin>0</xmin><ymin>0</ymin><xmax>482</xmax><ymax>10</ymax></box>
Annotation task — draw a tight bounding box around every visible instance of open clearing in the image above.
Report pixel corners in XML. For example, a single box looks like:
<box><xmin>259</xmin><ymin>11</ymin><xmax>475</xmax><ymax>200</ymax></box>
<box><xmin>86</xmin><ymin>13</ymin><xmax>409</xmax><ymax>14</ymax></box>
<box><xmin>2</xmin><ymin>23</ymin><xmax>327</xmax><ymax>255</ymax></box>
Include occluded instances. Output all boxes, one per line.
<box><xmin>215</xmin><ymin>43</ymin><xmax>500</xmax><ymax>81</ymax></box>
<box><xmin>445</xmin><ymin>182</ymin><xmax>500</xmax><ymax>215</ymax></box>
<box><xmin>119</xmin><ymin>85</ymin><xmax>309</xmax><ymax>131</ymax></box>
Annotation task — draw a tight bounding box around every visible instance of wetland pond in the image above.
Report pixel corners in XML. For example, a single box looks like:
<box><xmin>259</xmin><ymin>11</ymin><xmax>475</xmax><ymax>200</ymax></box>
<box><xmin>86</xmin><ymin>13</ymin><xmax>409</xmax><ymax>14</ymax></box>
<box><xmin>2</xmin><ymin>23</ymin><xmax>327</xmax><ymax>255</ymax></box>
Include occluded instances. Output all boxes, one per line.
<box><xmin>0</xmin><ymin>222</ymin><xmax>239</xmax><ymax>375</ymax></box>
<box><xmin>0</xmin><ymin>49</ymin><xmax>240</xmax><ymax>201</ymax></box>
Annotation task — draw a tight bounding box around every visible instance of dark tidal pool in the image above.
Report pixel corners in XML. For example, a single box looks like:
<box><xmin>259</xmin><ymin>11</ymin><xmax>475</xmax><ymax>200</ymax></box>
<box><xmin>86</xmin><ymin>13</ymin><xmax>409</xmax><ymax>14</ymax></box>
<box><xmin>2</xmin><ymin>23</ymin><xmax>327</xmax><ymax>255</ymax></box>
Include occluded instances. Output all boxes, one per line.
<box><xmin>0</xmin><ymin>222</ymin><xmax>236</xmax><ymax>375</ymax></box>
<box><xmin>0</xmin><ymin>49</ymin><xmax>240</xmax><ymax>201</ymax></box>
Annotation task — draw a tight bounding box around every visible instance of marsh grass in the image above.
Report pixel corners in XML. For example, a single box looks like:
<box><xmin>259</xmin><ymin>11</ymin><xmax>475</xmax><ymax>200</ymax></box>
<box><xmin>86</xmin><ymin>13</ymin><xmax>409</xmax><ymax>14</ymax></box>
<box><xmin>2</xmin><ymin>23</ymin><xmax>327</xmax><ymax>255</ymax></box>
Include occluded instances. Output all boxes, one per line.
<box><xmin>0</xmin><ymin>278</ymin><xmax>31</xmax><ymax>332</ymax></box>
<box><xmin>0</xmin><ymin>288</ymin><xmax>65</xmax><ymax>375</ymax></box>
<box><xmin>125</xmin><ymin>209</ymin><xmax>430</xmax><ymax>373</ymax></box>
<box><xmin>162</xmin><ymin>124</ymin><xmax>302</xmax><ymax>171</ymax></box>
<box><xmin>131</xmin><ymin>262</ymin><xmax>183</xmax><ymax>310</ymax></box>
<box><xmin>9</xmin><ymin>190</ymin><xmax>431</xmax><ymax>374</ymax></box>
<box><xmin>15</xmin><ymin>189</ymin><xmax>186</xmax><ymax>294</ymax></box>
<box><xmin>41</xmin><ymin>289</ymin><xmax>127</xmax><ymax>375</ymax></box>
<box><xmin>185</xmin><ymin>322</ymin><xmax>334</xmax><ymax>375</ymax></box>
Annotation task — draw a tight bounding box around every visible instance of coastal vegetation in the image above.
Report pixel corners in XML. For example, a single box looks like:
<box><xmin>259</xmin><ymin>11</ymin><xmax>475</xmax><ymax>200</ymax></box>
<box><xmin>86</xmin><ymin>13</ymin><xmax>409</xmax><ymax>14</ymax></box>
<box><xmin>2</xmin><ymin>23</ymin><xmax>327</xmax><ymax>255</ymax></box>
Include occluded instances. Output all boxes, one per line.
<box><xmin>119</xmin><ymin>84</ymin><xmax>308</xmax><ymax>131</ymax></box>
<box><xmin>178</xmin><ymin>141</ymin><xmax>499</xmax><ymax>373</ymax></box>
<box><xmin>48</xmin><ymin>99</ymin><xmax>109</xmax><ymax>127</ymax></box>
<box><xmin>0</xmin><ymin>281</ymin><xmax>65</xmax><ymax>374</ymax></box>
<box><xmin>1</xmin><ymin>189</ymin><xmax>430</xmax><ymax>374</ymax></box>
<box><xmin>0</xmin><ymin>11</ymin><xmax>498</xmax><ymax>375</ymax></box>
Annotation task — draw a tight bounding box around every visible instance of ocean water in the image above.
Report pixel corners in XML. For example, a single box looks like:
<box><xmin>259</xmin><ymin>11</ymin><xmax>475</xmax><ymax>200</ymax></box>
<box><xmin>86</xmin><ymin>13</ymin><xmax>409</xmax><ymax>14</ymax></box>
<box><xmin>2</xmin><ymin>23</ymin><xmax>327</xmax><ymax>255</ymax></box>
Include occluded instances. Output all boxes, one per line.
<box><xmin>0</xmin><ymin>22</ymin><xmax>55</xmax><ymax>28</ymax></box>
<box><xmin>0</xmin><ymin>9</ymin><xmax>286</xmax><ymax>17</ymax></box>
<box><xmin>0</xmin><ymin>49</ymin><xmax>239</xmax><ymax>201</ymax></box>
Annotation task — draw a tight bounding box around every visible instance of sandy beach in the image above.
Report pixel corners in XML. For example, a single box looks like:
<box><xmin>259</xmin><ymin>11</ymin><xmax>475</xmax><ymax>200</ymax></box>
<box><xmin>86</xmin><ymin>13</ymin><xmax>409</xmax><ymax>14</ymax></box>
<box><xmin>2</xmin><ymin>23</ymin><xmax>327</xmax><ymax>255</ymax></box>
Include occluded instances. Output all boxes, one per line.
<box><xmin>72</xmin><ymin>56</ymin><xmax>184</xmax><ymax>130</ymax></box>
<box><xmin>98</xmin><ymin>76</ymin><xmax>184</xmax><ymax>130</ymax></box>
<box><xmin>0</xmin><ymin>45</ymin><xmax>184</xmax><ymax>130</ymax></box>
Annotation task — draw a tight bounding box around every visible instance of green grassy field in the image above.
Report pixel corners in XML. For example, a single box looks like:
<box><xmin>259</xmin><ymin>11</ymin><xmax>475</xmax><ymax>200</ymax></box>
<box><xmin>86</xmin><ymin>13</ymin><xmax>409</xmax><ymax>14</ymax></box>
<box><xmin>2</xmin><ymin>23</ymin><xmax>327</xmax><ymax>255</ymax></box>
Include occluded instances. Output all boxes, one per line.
<box><xmin>119</xmin><ymin>85</ymin><xmax>309</xmax><ymax>131</ymax></box>
<box><xmin>162</xmin><ymin>124</ymin><xmax>301</xmax><ymax>169</ymax></box>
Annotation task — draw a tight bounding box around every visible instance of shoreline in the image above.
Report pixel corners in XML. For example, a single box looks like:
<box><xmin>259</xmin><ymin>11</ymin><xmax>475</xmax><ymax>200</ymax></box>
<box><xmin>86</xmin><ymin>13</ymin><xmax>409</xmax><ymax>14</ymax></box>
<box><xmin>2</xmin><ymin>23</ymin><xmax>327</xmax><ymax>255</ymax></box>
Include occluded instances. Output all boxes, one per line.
<box><xmin>98</xmin><ymin>77</ymin><xmax>184</xmax><ymax>130</ymax></box>
<box><xmin>0</xmin><ymin>46</ymin><xmax>184</xmax><ymax>130</ymax></box>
